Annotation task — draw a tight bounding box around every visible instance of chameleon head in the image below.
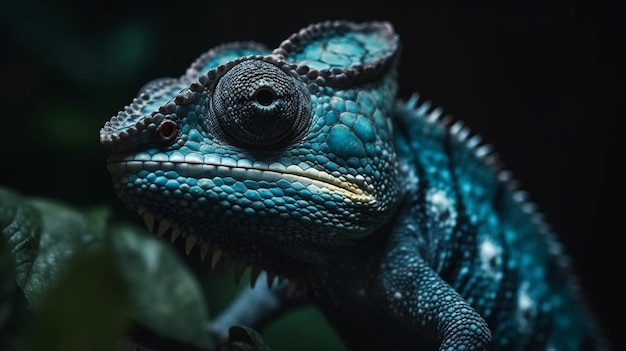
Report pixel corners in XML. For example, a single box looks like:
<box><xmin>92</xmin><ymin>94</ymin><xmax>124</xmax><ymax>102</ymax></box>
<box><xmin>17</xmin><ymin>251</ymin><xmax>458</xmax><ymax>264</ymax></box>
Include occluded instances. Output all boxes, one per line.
<box><xmin>100</xmin><ymin>21</ymin><xmax>401</xmax><ymax>266</ymax></box>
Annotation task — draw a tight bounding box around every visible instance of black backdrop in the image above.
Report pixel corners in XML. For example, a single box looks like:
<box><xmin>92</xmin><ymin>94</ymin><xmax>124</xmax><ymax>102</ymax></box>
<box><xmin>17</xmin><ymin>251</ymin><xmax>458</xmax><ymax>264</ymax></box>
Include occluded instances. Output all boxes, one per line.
<box><xmin>1</xmin><ymin>0</ymin><xmax>619</xmax><ymax>349</ymax></box>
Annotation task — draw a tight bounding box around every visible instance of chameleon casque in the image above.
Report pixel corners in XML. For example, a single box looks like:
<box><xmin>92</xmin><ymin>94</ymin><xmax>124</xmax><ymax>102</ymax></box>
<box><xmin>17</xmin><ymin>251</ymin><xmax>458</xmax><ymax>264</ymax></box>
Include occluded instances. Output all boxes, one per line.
<box><xmin>99</xmin><ymin>20</ymin><xmax>609</xmax><ymax>350</ymax></box>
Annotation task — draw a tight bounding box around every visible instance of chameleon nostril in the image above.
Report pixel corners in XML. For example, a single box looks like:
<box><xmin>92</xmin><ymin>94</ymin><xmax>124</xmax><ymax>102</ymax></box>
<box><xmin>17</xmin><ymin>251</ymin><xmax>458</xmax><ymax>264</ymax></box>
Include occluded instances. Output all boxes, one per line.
<box><xmin>156</xmin><ymin>119</ymin><xmax>179</xmax><ymax>143</ymax></box>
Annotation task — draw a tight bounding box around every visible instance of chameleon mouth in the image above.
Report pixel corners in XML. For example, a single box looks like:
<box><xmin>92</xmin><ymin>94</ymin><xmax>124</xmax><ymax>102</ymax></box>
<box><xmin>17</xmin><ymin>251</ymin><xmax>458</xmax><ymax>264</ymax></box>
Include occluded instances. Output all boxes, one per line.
<box><xmin>107</xmin><ymin>154</ymin><xmax>374</xmax><ymax>203</ymax></box>
<box><xmin>139</xmin><ymin>211</ymin><xmax>304</xmax><ymax>296</ymax></box>
<box><xmin>107</xmin><ymin>153</ymin><xmax>370</xmax><ymax>296</ymax></box>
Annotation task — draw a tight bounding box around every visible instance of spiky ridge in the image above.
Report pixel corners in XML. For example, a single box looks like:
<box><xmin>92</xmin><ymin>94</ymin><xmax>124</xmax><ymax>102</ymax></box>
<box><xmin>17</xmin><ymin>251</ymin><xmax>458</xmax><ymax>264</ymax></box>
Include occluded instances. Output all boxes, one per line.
<box><xmin>402</xmin><ymin>92</ymin><xmax>572</xmax><ymax>271</ymax></box>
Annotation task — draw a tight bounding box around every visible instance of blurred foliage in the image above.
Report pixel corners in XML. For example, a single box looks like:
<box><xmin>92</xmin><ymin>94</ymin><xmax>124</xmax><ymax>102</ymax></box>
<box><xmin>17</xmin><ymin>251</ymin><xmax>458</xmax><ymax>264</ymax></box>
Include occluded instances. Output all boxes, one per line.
<box><xmin>0</xmin><ymin>186</ymin><xmax>216</xmax><ymax>350</ymax></box>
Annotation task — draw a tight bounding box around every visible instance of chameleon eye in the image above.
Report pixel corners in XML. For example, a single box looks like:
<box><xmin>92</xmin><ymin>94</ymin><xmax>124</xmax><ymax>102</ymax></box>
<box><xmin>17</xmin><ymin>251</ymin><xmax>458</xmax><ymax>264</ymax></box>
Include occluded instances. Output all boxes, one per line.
<box><xmin>207</xmin><ymin>60</ymin><xmax>311</xmax><ymax>150</ymax></box>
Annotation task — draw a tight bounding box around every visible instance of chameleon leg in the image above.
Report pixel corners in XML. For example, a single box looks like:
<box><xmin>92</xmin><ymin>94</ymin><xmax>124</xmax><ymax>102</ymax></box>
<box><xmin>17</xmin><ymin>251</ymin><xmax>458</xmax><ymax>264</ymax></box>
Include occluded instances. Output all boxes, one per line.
<box><xmin>377</xmin><ymin>244</ymin><xmax>492</xmax><ymax>351</ymax></box>
<box><xmin>208</xmin><ymin>272</ymin><xmax>307</xmax><ymax>341</ymax></box>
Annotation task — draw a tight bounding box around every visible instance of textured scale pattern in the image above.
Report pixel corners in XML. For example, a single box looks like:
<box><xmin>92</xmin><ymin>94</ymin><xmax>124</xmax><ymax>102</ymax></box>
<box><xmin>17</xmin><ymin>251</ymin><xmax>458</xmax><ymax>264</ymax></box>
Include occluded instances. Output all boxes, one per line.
<box><xmin>100</xmin><ymin>20</ymin><xmax>610</xmax><ymax>351</ymax></box>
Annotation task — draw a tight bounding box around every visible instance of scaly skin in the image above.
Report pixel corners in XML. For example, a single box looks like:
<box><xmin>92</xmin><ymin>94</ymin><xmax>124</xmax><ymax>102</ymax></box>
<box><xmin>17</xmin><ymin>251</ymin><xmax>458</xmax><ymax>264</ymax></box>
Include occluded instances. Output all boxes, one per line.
<box><xmin>100</xmin><ymin>20</ymin><xmax>609</xmax><ymax>350</ymax></box>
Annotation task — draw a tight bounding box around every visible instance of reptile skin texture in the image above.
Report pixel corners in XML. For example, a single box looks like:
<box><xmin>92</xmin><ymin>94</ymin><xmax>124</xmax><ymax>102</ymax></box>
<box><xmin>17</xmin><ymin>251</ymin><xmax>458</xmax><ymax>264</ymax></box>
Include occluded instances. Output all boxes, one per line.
<box><xmin>100</xmin><ymin>20</ymin><xmax>610</xmax><ymax>351</ymax></box>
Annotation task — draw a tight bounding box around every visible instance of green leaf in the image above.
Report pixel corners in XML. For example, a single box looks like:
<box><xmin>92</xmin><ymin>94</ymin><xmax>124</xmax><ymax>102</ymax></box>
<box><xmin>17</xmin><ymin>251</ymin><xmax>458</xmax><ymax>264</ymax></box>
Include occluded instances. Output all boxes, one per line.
<box><xmin>0</xmin><ymin>232</ymin><xmax>16</xmax><ymax>328</ymax></box>
<box><xmin>0</xmin><ymin>186</ymin><xmax>214</xmax><ymax>349</ymax></box>
<box><xmin>0</xmin><ymin>186</ymin><xmax>109</xmax><ymax>308</ymax></box>
<box><xmin>23</xmin><ymin>247</ymin><xmax>130</xmax><ymax>351</ymax></box>
<box><xmin>226</xmin><ymin>325</ymin><xmax>274</xmax><ymax>351</ymax></box>
<box><xmin>0</xmin><ymin>229</ymin><xmax>31</xmax><ymax>351</ymax></box>
<box><xmin>109</xmin><ymin>223</ymin><xmax>214</xmax><ymax>349</ymax></box>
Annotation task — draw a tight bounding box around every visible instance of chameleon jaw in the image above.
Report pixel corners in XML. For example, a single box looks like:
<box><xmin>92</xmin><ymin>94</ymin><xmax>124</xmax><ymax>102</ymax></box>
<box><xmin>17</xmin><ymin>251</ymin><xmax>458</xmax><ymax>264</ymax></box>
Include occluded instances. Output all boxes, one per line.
<box><xmin>139</xmin><ymin>211</ymin><xmax>304</xmax><ymax>297</ymax></box>
<box><xmin>107</xmin><ymin>153</ymin><xmax>379</xmax><ymax>296</ymax></box>
<box><xmin>107</xmin><ymin>154</ymin><xmax>375</xmax><ymax>204</ymax></box>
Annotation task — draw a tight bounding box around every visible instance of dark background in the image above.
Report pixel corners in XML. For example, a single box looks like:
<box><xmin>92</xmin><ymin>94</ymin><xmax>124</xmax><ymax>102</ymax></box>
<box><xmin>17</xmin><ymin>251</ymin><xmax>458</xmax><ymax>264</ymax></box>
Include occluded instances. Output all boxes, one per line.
<box><xmin>1</xmin><ymin>0</ymin><xmax>619</xmax><ymax>350</ymax></box>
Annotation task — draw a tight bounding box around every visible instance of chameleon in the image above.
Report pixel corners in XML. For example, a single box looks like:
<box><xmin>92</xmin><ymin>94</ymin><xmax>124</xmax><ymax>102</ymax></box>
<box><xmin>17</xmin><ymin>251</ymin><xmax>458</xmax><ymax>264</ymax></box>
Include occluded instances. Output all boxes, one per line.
<box><xmin>99</xmin><ymin>20</ymin><xmax>610</xmax><ymax>351</ymax></box>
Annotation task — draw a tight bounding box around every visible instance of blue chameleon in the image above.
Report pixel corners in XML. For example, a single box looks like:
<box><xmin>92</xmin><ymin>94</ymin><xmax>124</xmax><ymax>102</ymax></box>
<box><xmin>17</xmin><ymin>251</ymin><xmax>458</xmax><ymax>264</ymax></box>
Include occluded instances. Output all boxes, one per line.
<box><xmin>100</xmin><ymin>20</ymin><xmax>610</xmax><ymax>350</ymax></box>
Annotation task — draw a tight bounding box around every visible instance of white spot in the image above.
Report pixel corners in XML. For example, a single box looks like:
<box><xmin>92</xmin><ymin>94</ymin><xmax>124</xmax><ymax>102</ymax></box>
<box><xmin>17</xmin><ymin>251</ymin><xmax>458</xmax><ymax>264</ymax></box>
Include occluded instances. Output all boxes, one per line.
<box><xmin>516</xmin><ymin>282</ymin><xmax>536</xmax><ymax>334</ymax></box>
<box><xmin>426</xmin><ymin>188</ymin><xmax>457</xmax><ymax>228</ymax></box>
<box><xmin>479</xmin><ymin>239</ymin><xmax>502</xmax><ymax>278</ymax></box>
<box><xmin>518</xmin><ymin>288</ymin><xmax>533</xmax><ymax>311</ymax></box>
<box><xmin>429</xmin><ymin>189</ymin><xmax>449</xmax><ymax>207</ymax></box>
<box><xmin>393</xmin><ymin>292</ymin><xmax>402</xmax><ymax>299</ymax></box>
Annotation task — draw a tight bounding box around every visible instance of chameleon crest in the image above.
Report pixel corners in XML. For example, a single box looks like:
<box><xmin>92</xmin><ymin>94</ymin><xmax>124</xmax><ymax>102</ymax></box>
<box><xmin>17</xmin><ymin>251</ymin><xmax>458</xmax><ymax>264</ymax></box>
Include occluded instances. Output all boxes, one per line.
<box><xmin>101</xmin><ymin>21</ymin><xmax>609</xmax><ymax>350</ymax></box>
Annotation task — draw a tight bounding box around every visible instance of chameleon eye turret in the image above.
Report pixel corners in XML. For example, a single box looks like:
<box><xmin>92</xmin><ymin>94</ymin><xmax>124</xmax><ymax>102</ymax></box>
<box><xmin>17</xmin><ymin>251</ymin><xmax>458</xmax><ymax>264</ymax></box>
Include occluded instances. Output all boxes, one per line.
<box><xmin>206</xmin><ymin>60</ymin><xmax>311</xmax><ymax>150</ymax></box>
